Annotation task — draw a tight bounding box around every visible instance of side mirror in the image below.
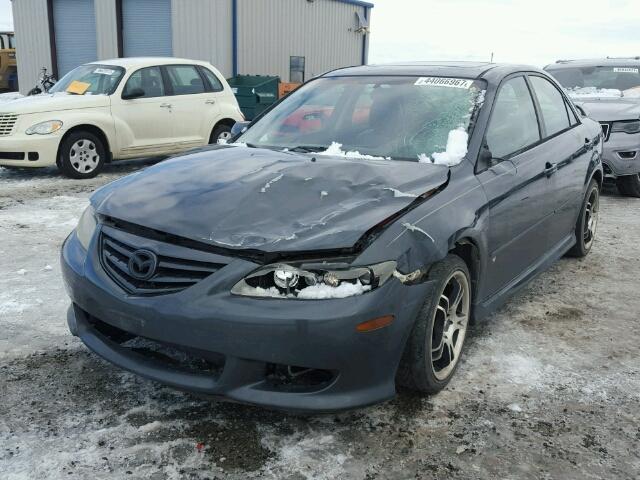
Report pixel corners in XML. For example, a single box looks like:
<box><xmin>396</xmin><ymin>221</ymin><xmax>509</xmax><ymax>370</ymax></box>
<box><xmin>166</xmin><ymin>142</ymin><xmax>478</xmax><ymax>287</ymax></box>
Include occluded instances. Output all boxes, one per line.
<box><xmin>230</xmin><ymin>121</ymin><xmax>251</xmax><ymax>138</ymax></box>
<box><xmin>122</xmin><ymin>88</ymin><xmax>145</xmax><ymax>100</ymax></box>
<box><xmin>478</xmin><ymin>143</ymin><xmax>496</xmax><ymax>169</ymax></box>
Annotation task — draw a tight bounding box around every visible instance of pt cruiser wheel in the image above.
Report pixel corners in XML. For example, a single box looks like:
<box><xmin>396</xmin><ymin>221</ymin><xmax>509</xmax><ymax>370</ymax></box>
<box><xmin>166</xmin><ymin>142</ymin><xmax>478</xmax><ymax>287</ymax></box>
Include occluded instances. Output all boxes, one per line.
<box><xmin>58</xmin><ymin>130</ymin><xmax>106</xmax><ymax>179</ymax></box>
<box><xmin>398</xmin><ymin>255</ymin><xmax>471</xmax><ymax>393</ymax></box>
<box><xmin>209</xmin><ymin>124</ymin><xmax>232</xmax><ymax>144</ymax></box>
<box><xmin>568</xmin><ymin>179</ymin><xmax>599</xmax><ymax>257</ymax></box>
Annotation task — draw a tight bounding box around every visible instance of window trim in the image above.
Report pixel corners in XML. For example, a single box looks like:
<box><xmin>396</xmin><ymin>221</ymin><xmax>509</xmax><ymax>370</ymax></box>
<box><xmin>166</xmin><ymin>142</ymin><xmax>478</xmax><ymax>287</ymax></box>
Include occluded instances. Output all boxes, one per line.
<box><xmin>160</xmin><ymin>64</ymin><xmax>209</xmax><ymax>97</ymax></box>
<box><xmin>526</xmin><ymin>73</ymin><xmax>582</xmax><ymax>142</ymax></box>
<box><xmin>480</xmin><ymin>73</ymin><xmax>544</xmax><ymax>168</ymax></box>
<box><xmin>197</xmin><ymin>65</ymin><xmax>224</xmax><ymax>93</ymax></box>
<box><xmin>121</xmin><ymin>65</ymin><xmax>166</xmax><ymax>99</ymax></box>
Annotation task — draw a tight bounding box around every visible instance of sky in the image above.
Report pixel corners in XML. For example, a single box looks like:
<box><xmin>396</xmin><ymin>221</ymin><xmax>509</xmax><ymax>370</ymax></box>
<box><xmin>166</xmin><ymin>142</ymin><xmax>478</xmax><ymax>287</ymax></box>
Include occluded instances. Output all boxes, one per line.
<box><xmin>1</xmin><ymin>0</ymin><xmax>639</xmax><ymax>67</ymax></box>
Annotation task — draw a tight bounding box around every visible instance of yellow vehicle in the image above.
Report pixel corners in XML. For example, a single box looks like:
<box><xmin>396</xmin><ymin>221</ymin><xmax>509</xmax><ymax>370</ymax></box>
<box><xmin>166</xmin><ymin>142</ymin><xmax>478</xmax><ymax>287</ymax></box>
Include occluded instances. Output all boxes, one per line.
<box><xmin>0</xmin><ymin>32</ymin><xmax>17</xmax><ymax>91</ymax></box>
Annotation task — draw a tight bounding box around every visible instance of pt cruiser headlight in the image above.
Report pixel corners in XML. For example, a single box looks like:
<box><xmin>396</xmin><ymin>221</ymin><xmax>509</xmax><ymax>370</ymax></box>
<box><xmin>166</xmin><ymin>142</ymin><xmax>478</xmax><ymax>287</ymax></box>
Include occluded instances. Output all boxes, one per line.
<box><xmin>231</xmin><ymin>261</ymin><xmax>397</xmax><ymax>299</ymax></box>
<box><xmin>76</xmin><ymin>205</ymin><xmax>97</xmax><ymax>250</ymax></box>
<box><xmin>611</xmin><ymin>120</ymin><xmax>640</xmax><ymax>135</ymax></box>
<box><xmin>25</xmin><ymin>120</ymin><xmax>63</xmax><ymax>135</ymax></box>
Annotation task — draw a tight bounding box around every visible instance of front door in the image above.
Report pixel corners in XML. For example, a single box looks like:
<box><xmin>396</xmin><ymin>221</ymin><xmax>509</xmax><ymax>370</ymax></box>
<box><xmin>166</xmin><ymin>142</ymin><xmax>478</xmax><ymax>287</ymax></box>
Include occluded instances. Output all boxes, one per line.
<box><xmin>477</xmin><ymin>75</ymin><xmax>556</xmax><ymax>298</ymax></box>
<box><xmin>111</xmin><ymin>66</ymin><xmax>174</xmax><ymax>158</ymax></box>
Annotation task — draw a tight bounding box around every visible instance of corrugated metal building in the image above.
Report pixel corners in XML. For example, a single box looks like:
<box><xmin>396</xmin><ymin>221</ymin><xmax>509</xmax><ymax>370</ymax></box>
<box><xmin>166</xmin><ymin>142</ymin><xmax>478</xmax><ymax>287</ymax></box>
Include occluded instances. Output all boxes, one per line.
<box><xmin>11</xmin><ymin>0</ymin><xmax>373</xmax><ymax>94</ymax></box>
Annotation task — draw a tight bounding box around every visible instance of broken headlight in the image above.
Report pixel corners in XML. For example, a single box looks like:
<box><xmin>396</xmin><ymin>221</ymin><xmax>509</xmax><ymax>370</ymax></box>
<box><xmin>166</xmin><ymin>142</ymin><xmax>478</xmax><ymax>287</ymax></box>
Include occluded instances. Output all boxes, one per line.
<box><xmin>231</xmin><ymin>261</ymin><xmax>397</xmax><ymax>299</ymax></box>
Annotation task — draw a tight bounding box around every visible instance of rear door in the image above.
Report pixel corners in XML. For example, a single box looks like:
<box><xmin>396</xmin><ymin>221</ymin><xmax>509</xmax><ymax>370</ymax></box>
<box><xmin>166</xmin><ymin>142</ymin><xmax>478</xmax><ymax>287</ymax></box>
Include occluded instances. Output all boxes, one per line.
<box><xmin>162</xmin><ymin>64</ymin><xmax>221</xmax><ymax>149</ymax></box>
<box><xmin>111</xmin><ymin>66</ymin><xmax>174</xmax><ymax>157</ymax></box>
<box><xmin>477</xmin><ymin>75</ymin><xmax>557</xmax><ymax>297</ymax></box>
<box><xmin>527</xmin><ymin>74</ymin><xmax>592</xmax><ymax>246</ymax></box>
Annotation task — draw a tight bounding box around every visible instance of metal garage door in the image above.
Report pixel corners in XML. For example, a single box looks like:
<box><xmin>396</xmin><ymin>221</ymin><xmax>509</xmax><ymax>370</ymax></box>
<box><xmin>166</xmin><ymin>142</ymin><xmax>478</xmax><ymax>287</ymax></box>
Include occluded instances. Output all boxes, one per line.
<box><xmin>53</xmin><ymin>0</ymin><xmax>98</xmax><ymax>76</ymax></box>
<box><xmin>122</xmin><ymin>0</ymin><xmax>172</xmax><ymax>57</ymax></box>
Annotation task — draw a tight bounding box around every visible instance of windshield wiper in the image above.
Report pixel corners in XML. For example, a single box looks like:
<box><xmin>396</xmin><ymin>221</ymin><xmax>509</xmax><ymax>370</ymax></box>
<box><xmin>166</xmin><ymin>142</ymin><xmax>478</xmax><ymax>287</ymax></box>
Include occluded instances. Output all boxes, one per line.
<box><xmin>288</xmin><ymin>145</ymin><xmax>327</xmax><ymax>153</ymax></box>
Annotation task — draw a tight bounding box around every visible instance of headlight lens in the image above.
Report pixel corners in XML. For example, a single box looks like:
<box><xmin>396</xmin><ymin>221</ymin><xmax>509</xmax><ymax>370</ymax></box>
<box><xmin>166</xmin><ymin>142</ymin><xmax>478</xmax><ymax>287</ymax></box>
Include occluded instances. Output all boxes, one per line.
<box><xmin>611</xmin><ymin>120</ymin><xmax>640</xmax><ymax>134</ymax></box>
<box><xmin>231</xmin><ymin>261</ymin><xmax>397</xmax><ymax>299</ymax></box>
<box><xmin>76</xmin><ymin>205</ymin><xmax>97</xmax><ymax>250</ymax></box>
<box><xmin>25</xmin><ymin>120</ymin><xmax>63</xmax><ymax>135</ymax></box>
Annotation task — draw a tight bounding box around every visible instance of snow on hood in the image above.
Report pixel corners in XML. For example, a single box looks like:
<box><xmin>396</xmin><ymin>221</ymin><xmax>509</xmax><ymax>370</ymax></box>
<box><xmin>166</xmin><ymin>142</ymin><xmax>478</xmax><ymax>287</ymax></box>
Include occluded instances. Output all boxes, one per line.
<box><xmin>572</xmin><ymin>96</ymin><xmax>640</xmax><ymax>122</ymax></box>
<box><xmin>418</xmin><ymin>128</ymin><xmax>469</xmax><ymax>166</ymax></box>
<box><xmin>91</xmin><ymin>146</ymin><xmax>449</xmax><ymax>252</ymax></box>
<box><xmin>0</xmin><ymin>92</ymin><xmax>24</xmax><ymax>104</ymax></box>
<box><xmin>0</xmin><ymin>92</ymin><xmax>109</xmax><ymax>115</ymax></box>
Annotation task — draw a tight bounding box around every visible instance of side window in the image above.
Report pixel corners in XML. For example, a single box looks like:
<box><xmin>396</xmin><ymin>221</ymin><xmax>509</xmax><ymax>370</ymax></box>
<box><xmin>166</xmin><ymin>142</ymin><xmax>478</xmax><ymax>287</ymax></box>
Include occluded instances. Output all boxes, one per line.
<box><xmin>486</xmin><ymin>76</ymin><xmax>541</xmax><ymax>159</ymax></box>
<box><xmin>122</xmin><ymin>67</ymin><xmax>164</xmax><ymax>98</ymax></box>
<box><xmin>529</xmin><ymin>76</ymin><xmax>571</xmax><ymax>136</ymax></box>
<box><xmin>200</xmin><ymin>67</ymin><xmax>224</xmax><ymax>92</ymax></box>
<box><xmin>565</xmin><ymin>99</ymin><xmax>580</xmax><ymax>126</ymax></box>
<box><xmin>165</xmin><ymin>65</ymin><xmax>206</xmax><ymax>95</ymax></box>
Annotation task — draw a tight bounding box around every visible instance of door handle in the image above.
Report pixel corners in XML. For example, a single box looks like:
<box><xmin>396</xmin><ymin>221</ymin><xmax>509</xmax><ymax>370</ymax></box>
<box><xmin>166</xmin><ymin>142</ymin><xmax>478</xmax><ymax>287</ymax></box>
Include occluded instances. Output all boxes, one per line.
<box><xmin>544</xmin><ymin>162</ymin><xmax>558</xmax><ymax>177</ymax></box>
<box><xmin>205</xmin><ymin>99</ymin><xmax>216</xmax><ymax>105</ymax></box>
<box><xmin>160</xmin><ymin>103</ymin><xmax>172</xmax><ymax>108</ymax></box>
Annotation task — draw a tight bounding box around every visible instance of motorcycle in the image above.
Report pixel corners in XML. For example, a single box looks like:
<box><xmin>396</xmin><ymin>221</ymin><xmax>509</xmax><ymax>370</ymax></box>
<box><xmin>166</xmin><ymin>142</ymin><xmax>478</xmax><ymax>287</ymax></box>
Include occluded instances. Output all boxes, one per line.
<box><xmin>27</xmin><ymin>67</ymin><xmax>57</xmax><ymax>96</ymax></box>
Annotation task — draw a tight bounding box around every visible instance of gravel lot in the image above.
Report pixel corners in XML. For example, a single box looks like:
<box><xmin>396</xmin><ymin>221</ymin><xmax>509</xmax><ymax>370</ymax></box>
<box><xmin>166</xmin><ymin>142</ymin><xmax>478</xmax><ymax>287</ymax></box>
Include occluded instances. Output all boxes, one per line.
<box><xmin>1</xmin><ymin>162</ymin><xmax>639</xmax><ymax>480</ymax></box>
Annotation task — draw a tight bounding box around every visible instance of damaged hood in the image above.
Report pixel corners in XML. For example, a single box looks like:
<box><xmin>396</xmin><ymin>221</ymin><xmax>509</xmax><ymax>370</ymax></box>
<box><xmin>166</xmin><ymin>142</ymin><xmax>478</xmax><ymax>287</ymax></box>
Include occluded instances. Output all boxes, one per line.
<box><xmin>92</xmin><ymin>146</ymin><xmax>448</xmax><ymax>252</ymax></box>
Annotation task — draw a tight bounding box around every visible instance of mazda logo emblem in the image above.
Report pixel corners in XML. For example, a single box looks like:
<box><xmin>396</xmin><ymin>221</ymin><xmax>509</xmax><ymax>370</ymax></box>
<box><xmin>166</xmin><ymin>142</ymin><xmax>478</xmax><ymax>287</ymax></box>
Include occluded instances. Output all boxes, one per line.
<box><xmin>127</xmin><ymin>249</ymin><xmax>158</xmax><ymax>280</ymax></box>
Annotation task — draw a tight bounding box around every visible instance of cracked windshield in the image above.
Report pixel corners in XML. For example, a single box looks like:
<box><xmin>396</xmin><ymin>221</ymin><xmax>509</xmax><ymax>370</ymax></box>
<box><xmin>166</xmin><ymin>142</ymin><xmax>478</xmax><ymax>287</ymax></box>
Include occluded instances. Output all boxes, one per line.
<box><xmin>239</xmin><ymin>75</ymin><xmax>486</xmax><ymax>163</ymax></box>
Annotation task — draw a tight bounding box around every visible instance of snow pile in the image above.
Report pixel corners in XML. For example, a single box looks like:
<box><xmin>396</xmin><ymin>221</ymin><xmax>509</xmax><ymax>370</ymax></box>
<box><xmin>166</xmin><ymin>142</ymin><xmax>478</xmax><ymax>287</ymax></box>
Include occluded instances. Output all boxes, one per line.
<box><xmin>260</xmin><ymin>173</ymin><xmax>284</xmax><ymax>193</ymax></box>
<box><xmin>0</xmin><ymin>92</ymin><xmax>23</xmax><ymax>103</ymax></box>
<box><xmin>318</xmin><ymin>142</ymin><xmax>390</xmax><ymax>160</ymax></box>
<box><xmin>216</xmin><ymin>138</ymin><xmax>248</xmax><ymax>147</ymax></box>
<box><xmin>567</xmin><ymin>87</ymin><xmax>622</xmax><ymax>98</ymax></box>
<box><xmin>296</xmin><ymin>281</ymin><xmax>371</xmax><ymax>300</ymax></box>
<box><xmin>418</xmin><ymin>128</ymin><xmax>469</xmax><ymax>166</ymax></box>
<box><xmin>383</xmin><ymin>187</ymin><xmax>417</xmax><ymax>198</ymax></box>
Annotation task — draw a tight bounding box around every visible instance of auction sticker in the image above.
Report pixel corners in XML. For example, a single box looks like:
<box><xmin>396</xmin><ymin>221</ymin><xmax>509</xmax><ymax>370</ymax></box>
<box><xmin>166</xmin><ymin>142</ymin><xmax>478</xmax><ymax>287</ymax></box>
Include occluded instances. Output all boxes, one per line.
<box><xmin>94</xmin><ymin>68</ymin><xmax>116</xmax><ymax>75</ymax></box>
<box><xmin>415</xmin><ymin>77</ymin><xmax>474</xmax><ymax>89</ymax></box>
<box><xmin>613</xmin><ymin>67</ymin><xmax>639</xmax><ymax>73</ymax></box>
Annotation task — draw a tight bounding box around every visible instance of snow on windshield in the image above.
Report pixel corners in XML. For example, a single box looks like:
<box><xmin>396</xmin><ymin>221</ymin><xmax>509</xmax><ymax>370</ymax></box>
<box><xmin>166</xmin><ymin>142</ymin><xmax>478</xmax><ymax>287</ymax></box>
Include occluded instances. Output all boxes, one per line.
<box><xmin>417</xmin><ymin>128</ymin><xmax>469</xmax><ymax>166</ymax></box>
<box><xmin>318</xmin><ymin>142</ymin><xmax>390</xmax><ymax>160</ymax></box>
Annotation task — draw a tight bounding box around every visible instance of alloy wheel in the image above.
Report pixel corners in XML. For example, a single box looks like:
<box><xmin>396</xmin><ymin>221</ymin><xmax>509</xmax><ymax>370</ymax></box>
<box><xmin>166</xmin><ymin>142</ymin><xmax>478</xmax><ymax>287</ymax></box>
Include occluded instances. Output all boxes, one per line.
<box><xmin>430</xmin><ymin>270</ymin><xmax>470</xmax><ymax>381</ymax></box>
<box><xmin>583</xmin><ymin>187</ymin><xmax>599</xmax><ymax>250</ymax></box>
<box><xmin>69</xmin><ymin>139</ymin><xmax>100</xmax><ymax>173</ymax></box>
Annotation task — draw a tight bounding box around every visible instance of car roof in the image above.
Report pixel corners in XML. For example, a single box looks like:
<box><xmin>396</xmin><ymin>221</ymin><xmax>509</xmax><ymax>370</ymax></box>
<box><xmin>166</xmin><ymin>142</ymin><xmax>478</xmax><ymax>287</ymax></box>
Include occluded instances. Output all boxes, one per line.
<box><xmin>324</xmin><ymin>61</ymin><xmax>547</xmax><ymax>83</ymax></box>
<box><xmin>546</xmin><ymin>57</ymin><xmax>640</xmax><ymax>69</ymax></box>
<box><xmin>88</xmin><ymin>57</ymin><xmax>211</xmax><ymax>69</ymax></box>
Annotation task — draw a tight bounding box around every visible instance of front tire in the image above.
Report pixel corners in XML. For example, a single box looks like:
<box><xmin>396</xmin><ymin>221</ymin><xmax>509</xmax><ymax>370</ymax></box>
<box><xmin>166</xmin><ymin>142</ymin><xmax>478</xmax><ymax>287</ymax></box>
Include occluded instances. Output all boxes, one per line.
<box><xmin>567</xmin><ymin>179</ymin><xmax>599</xmax><ymax>257</ymax></box>
<box><xmin>57</xmin><ymin>131</ymin><xmax>106</xmax><ymax>179</ymax></box>
<box><xmin>616</xmin><ymin>174</ymin><xmax>640</xmax><ymax>197</ymax></box>
<box><xmin>397</xmin><ymin>255</ymin><xmax>471</xmax><ymax>394</ymax></box>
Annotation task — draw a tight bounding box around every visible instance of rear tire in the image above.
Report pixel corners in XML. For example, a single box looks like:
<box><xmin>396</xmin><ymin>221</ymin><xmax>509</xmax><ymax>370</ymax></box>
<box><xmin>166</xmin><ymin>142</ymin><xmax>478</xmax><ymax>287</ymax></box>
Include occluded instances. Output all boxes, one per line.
<box><xmin>209</xmin><ymin>124</ymin><xmax>232</xmax><ymax>144</ymax></box>
<box><xmin>616</xmin><ymin>174</ymin><xmax>640</xmax><ymax>197</ymax></box>
<box><xmin>397</xmin><ymin>255</ymin><xmax>471</xmax><ymax>394</ymax></box>
<box><xmin>57</xmin><ymin>130</ymin><xmax>106</xmax><ymax>179</ymax></box>
<box><xmin>567</xmin><ymin>179</ymin><xmax>599</xmax><ymax>257</ymax></box>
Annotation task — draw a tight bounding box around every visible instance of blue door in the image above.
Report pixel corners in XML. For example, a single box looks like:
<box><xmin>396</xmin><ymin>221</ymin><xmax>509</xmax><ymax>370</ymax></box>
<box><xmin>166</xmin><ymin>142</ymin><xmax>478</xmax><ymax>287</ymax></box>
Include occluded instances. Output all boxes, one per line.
<box><xmin>53</xmin><ymin>0</ymin><xmax>98</xmax><ymax>76</ymax></box>
<box><xmin>122</xmin><ymin>0</ymin><xmax>172</xmax><ymax>57</ymax></box>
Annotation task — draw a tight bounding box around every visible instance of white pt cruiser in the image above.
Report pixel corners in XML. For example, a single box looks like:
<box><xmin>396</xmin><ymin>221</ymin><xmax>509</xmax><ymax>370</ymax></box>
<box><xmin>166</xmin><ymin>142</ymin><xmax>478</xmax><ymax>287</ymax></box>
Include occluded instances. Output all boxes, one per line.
<box><xmin>0</xmin><ymin>57</ymin><xmax>244</xmax><ymax>178</ymax></box>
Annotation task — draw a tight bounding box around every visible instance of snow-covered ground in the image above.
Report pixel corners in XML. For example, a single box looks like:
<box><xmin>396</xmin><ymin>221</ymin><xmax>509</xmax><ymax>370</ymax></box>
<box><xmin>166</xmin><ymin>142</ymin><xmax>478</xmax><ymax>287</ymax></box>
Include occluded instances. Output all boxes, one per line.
<box><xmin>1</xmin><ymin>162</ymin><xmax>639</xmax><ymax>479</ymax></box>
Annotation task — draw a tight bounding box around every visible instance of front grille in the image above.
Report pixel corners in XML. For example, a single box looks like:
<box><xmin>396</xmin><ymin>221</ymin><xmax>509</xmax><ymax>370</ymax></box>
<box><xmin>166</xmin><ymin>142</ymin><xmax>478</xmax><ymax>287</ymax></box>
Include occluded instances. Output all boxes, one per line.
<box><xmin>100</xmin><ymin>232</ymin><xmax>225</xmax><ymax>296</ymax></box>
<box><xmin>600</xmin><ymin>122</ymin><xmax>611</xmax><ymax>141</ymax></box>
<box><xmin>0</xmin><ymin>114</ymin><xmax>18</xmax><ymax>136</ymax></box>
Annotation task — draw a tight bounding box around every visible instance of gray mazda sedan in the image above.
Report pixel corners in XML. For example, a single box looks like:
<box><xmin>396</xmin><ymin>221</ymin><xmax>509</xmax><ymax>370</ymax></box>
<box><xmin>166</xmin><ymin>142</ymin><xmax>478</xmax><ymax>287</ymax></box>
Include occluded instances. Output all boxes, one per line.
<box><xmin>62</xmin><ymin>62</ymin><xmax>603</xmax><ymax>411</ymax></box>
<box><xmin>546</xmin><ymin>57</ymin><xmax>640</xmax><ymax>196</ymax></box>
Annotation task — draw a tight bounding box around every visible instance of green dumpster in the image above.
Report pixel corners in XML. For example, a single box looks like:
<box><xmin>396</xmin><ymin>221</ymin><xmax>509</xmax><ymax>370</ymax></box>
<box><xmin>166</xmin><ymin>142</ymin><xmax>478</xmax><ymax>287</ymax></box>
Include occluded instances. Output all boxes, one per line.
<box><xmin>227</xmin><ymin>75</ymin><xmax>279</xmax><ymax>120</ymax></box>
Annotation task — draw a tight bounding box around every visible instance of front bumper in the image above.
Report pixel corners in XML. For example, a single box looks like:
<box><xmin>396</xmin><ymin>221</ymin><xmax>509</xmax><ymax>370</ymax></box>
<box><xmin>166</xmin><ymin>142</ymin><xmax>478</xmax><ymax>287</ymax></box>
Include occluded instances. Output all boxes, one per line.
<box><xmin>602</xmin><ymin>131</ymin><xmax>640</xmax><ymax>176</ymax></box>
<box><xmin>0</xmin><ymin>130</ymin><xmax>63</xmax><ymax>167</ymax></box>
<box><xmin>61</xmin><ymin>229</ymin><xmax>431</xmax><ymax>412</ymax></box>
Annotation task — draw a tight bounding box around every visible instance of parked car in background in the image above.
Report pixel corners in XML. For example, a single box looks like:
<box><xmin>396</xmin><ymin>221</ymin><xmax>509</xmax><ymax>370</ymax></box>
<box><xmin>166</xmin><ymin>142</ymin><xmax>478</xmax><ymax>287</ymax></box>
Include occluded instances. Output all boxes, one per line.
<box><xmin>0</xmin><ymin>57</ymin><xmax>243</xmax><ymax>178</ymax></box>
<box><xmin>0</xmin><ymin>31</ymin><xmax>17</xmax><ymax>91</ymax></box>
<box><xmin>62</xmin><ymin>62</ymin><xmax>603</xmax><ymax>411</ymax></box>
<box><xmin>546</xmin><ymin>58</ymin><xmax>640</xmax><ymax>196</ymax></box>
